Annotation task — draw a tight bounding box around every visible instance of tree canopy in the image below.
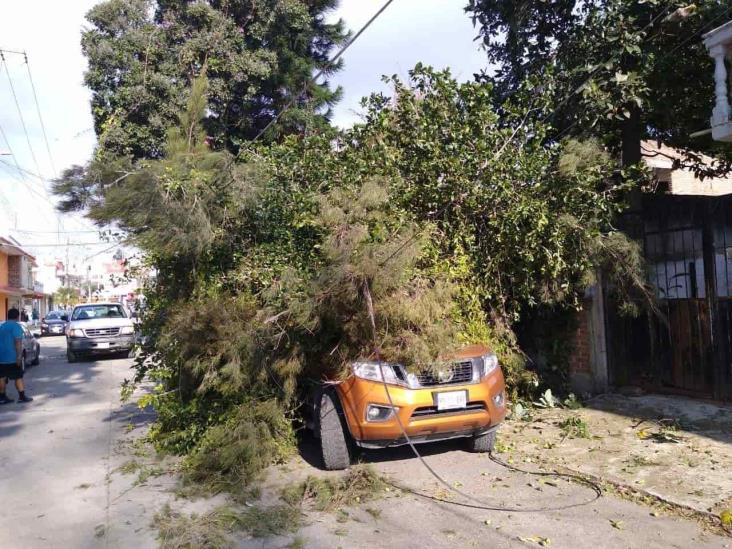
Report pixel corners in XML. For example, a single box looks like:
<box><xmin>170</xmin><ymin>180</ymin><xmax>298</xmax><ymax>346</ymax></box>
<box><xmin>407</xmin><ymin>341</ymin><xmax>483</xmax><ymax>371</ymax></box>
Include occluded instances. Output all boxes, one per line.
<box><xmin>82</xmin><ymin>0</ymin><xmax>347</xmax><ymax>160</ymax></box>
<box><xmin>466</xmin><ymin>0</ymin><xmax>732</xmax><ymax>171</ymax></box>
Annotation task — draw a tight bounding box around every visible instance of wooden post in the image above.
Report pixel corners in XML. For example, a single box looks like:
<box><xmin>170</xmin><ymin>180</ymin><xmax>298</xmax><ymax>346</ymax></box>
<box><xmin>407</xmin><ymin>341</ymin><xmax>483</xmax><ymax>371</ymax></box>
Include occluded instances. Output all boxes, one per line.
<box><xmin>702</xmin><ymin>200</ymin><xmax>723</xmax><ymax>400</ymax></box>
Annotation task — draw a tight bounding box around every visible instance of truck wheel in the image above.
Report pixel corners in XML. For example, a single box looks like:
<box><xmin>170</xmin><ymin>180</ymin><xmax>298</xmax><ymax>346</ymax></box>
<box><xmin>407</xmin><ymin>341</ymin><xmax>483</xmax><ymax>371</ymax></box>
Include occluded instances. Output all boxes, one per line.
<box><xmin>67</xmin><ymin>349</ymin><xmax>77</xmax><ymax>363</ymax></box>
<box><xmin>468</xmin><ymin>428</ymin><xmax>497</xmax><ymax>453</ymax></box>
<box><xmin>319</xmin><ymin>390</ymin><xmax>352</xmax><ymax>470</ymax></box>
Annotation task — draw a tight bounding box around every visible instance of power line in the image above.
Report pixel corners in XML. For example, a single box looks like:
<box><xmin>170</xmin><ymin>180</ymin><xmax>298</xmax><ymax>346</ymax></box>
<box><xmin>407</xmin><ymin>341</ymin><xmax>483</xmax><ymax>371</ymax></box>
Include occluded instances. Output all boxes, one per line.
<box><xmin>17</xmin><ymin>241</ymin><xmax>115</xmax><ymax>248</ymax></box>
<box><xmin>0</xmin><ymin>50</ymin><xmax>46</xmax><ymax>185</ymax></box>
<box><xmin>0</xmin><ymin>121</ymin><xmax>24</xmax><ymax>179</ymax></box>
<box><xmin>663</xmin><ymin>5</ymin><xmax>732</xmax><ymax>59</ymax></box>
<box><xmin>252</xmin><ymin>0</ymin><xmax>397</xmax><ymax>142</ymax></box>
<box><xmin>10</xmin><ymin>228</ymin><xmax>101</xmax><ymax>234</ymax></box>
<box><xmin>0</xmin><ymin>158</ymin><xmax>54</xmax><ymax>205</ymax></box>
<box><xmin>23</xmin><ymin>52</ymin><xmax>57</xmax><ymax>177</ymax></box>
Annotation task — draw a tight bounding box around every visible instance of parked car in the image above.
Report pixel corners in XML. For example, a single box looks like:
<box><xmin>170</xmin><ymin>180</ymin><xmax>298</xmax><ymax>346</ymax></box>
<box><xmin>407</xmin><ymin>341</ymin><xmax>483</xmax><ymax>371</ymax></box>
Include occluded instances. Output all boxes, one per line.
<box><xmin>40</xmin><ymin>310</ymin><xmax>69</xmax><ymax>336</ymax></box>
<box><xmin>65</xmin><ymin>303</ymin><xmax>136</xmax><ymax>362</ymax></box>
<box><xmin>19</xmin><ymin>322</ymin><xmax>40</xmax><ymax>367</ymax></box>
<box><xmin>308</xmin><ymin>344</ymin><xmax>507</xmax><ymax>470</ymax></box>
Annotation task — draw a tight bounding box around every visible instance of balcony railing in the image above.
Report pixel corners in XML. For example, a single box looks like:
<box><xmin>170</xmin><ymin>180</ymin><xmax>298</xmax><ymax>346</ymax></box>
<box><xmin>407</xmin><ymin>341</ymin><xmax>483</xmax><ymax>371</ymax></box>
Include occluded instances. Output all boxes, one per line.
<box><xmin>704</xmin><ymin>21</ymin><xmax>732</xmax><ymax>141</ymax></box>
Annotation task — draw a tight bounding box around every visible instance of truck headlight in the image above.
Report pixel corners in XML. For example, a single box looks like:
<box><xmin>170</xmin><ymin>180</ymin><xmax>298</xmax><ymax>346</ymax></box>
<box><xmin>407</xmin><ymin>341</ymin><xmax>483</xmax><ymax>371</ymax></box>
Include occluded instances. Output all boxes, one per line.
<box><xmin>119</xmin><ymin>326</ymin><xmax>135</xmax><ymax>335</ymax></box>
<box><xmin>473</xmin><ymin>353</ymin><xmax>499</xmax><ymax>381</ymax></box>
<box><xmin>352</xmin><ymin>361</ymin><xmax>407</xmax><ymax>387</ymax></box>
<box><xmin>67</xmin><ymin>328</ymin><xmax>84</xmax><ymax>338</ymax></box>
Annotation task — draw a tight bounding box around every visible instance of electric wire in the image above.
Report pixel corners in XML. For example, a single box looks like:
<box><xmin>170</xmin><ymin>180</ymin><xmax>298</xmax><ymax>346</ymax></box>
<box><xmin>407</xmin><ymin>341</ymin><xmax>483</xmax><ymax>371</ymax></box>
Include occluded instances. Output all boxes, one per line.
<box><xmin>0</xmin><ymin>158</ymin><xmax>56</xmax><ymax>205</ymax></box>
<box><xmin>10</xmin><ymin>228</ymin><xmax>101</xmax><ymax>234</ymax></box>
<box><xmin>251</xmin><ymin>0</ymin><xmax>397</xmax><ymax>142</ymax></box>
<box><xmin>663</xmin><ymin>5</ymin><xmax>732</xmax><ymax>60</ymax></box>
<box><xmin>0</xmin><ymin>121</ymin><xmax>23</xmax><ymax>177</ymax></box>
<box><xmin>0</xmin><ymin>51</ymin><xmax>46</xmax><ymax>186</ymax></box>
<box><xmin>24</xmin><ymin>52</ymin><xmax>57</xmax><ymax>177</ymax></box>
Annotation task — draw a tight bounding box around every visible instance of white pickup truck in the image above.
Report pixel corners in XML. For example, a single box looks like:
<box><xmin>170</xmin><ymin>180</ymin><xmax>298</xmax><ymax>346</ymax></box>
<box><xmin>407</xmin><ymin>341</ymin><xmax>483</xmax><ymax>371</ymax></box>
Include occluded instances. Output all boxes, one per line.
<box><xmin>65</xmin><ymin>302</ymin><xmax>136</xmax><ymax>362</ymax></box>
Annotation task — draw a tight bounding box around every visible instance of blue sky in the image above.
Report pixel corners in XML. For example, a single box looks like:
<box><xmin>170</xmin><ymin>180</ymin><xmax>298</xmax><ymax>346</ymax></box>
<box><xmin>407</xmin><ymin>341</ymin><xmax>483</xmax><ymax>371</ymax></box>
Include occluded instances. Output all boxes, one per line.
<box><xmin>0</xmin><ymin>0</ymin><xmax>489</xmax><ymax>262</ymax></box>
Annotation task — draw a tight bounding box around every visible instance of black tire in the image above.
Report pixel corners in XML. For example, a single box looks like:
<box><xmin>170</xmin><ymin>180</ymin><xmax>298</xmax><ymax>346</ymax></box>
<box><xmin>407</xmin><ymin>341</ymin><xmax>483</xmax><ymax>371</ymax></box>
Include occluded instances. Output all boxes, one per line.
<box><xmin>31</xmin><ymin>348</ymin><xmax>40</xmax><ymax>366</ymax></box>
<box><xmin>468</xmin><ymin>428</ymin><xmax>498</xmax><ymax>453</ymax></box>
<box><xmin>67</xmin><ymin>349</ymin><xmax>77</xmax><ymax>363</ymax></box>
<box><xmin>319</xmin><ymin>390</ymin><xmax>352</xmax><ymax>470</ymax></box>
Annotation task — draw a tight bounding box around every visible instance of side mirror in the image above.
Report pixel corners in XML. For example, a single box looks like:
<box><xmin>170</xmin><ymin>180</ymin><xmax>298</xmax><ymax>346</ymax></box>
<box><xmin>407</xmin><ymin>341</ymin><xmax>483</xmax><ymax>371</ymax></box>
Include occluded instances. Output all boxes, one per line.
<box><xmin>61</xmin><ymin>315</ymin><xmax>69</xmax><ymax>322</ymax></box>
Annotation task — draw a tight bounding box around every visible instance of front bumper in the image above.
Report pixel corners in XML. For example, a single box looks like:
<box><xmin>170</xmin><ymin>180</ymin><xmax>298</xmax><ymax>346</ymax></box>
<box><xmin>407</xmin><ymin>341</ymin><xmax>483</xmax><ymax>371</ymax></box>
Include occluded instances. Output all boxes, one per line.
<box><xmin>67</xmin><ymin>335</ymin><xmax>134</xmax><ymax>354</ymax></box>
<box><xmin>337</xmin><ymin>369</ymin><xmax>507</xmax><ymax>445</ymax></box>
<box><xmin>42</xmin><ymin>325</ymin><xmax>66</xmax><ymax>335</ymax></box>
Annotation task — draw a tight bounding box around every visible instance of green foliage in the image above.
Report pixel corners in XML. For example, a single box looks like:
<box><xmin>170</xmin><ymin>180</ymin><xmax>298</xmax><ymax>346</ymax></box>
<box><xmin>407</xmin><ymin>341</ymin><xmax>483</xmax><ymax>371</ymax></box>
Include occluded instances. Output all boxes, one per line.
<box><xmin>559</xmin><ymin>415</ymin><xmax>591</xmax><ymax>439</ymax></box>
<box><xmin>53</xmin><ymin>287</ymin><xmax>79</xmax><ymax>308</ymax></box>
<box><xmin>82</xmin><ymin>0</ymin><xmax>346</xmax><ymax>160</ymax></box>
<box><xmin>182</xmin><ymin>399</ymin><xmax>296</xmax><ymax>499</ymax></box>
<box><xmin>466</xmin><ymin>0</ymin><xmax>732</xmax><ymax>172</ymax></box>
<box><xmin>61</xmin><ymin>65</ymin><xmax>648</xmax><ymax>496</ymax></box>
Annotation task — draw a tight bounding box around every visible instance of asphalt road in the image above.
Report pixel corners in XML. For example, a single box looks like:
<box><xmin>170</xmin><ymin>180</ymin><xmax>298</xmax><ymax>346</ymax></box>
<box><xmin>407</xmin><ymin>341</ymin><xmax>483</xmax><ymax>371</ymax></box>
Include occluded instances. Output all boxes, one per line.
<box><xmin>0</xmin><ymin>335</ymin><xmax>157</xmax><ymax>549</ymax></box>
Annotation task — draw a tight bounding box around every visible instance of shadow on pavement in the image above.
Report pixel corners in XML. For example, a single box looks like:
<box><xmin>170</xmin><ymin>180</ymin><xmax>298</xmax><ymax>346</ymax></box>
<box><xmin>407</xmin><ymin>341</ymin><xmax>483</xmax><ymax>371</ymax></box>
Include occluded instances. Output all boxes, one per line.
<box><xmin>584</xmin><ymin>392</ymin><xmax>732</xmax><ymax>446</ymax></box>
<box><xmin>0</xmin><ymin>336</ymin><xmax>132</xmax><ymax>439</ymax></box>
<box><xmin>298</xmin><ymin>429</ymin><xmax>469</xmax><ymax>471</ymax></box>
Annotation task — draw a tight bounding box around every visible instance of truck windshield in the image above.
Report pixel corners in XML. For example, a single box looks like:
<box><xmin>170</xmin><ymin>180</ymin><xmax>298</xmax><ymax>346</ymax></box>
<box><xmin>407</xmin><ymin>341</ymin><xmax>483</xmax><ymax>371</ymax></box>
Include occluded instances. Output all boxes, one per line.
<box><xmin>72</xmin><ymin>305</ymin><xmax>127</xmax><ymax>321</ymax></box>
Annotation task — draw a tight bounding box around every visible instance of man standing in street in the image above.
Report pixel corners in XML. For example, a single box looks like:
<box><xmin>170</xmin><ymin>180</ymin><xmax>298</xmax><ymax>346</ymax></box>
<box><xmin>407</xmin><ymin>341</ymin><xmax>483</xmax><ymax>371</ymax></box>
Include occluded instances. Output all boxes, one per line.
<box><xmin>0</xmin><ymin>308</ymin><xmax>33</xmax><ymax>404</ymax></box>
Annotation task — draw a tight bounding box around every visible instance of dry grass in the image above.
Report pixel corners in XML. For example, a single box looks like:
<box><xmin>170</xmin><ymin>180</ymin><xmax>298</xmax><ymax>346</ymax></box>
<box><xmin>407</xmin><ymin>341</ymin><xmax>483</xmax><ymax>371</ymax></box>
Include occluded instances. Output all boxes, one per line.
<box><xmin>281</xmin><ymin>465</ymin><xmax>387</xmax><ymax>512</ymax></box>
<box><xmin>153</xmin><ymin>502</ymin><xmax>301</xmax><ymax>548</ymax></box>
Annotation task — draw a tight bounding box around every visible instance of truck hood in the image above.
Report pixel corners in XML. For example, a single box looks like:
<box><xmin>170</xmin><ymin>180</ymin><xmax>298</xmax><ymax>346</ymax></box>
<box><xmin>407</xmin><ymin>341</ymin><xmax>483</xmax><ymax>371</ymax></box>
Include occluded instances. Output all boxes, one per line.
<box><xmin>68</xmin><ymin>318</ymin><xmax>134</xmax><ymax>330</ymax></box>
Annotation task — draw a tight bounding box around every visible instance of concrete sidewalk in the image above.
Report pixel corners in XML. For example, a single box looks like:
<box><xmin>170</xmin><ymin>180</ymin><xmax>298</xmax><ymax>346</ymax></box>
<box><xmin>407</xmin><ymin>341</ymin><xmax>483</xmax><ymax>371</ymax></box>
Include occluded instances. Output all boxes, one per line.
<box><xmin>498</xmin><ymin>394</ymin><xmax>732</xmax><ymax>515</ymax></box>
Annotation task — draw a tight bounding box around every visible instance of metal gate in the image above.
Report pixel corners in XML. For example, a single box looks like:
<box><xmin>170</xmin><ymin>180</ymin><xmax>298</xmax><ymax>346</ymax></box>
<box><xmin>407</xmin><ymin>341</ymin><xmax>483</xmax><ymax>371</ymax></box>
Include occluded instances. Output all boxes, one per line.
<box><xmin>606</xmin><ymin>195</ymin><xmax>732</xmax><ymax>400</ymax></box>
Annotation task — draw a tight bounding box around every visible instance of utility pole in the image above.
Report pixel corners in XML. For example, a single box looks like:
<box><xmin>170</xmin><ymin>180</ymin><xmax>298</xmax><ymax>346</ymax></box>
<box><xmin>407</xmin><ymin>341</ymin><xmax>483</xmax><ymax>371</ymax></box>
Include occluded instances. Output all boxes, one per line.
<box><xmin>65</xmin><ymin>238</ymin><xmax>70</xmax><ymax>288</ymax></box>
<box><xmin>87</xmin><ymin>265</ymin><xmax>92</xmax><ymax>302</ymax></box>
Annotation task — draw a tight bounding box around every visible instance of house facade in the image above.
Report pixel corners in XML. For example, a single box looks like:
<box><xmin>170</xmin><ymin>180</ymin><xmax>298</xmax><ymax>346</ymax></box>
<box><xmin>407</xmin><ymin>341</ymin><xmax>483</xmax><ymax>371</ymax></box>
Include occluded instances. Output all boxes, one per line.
<box><xmin>0</xmin><ymin>236</ymin><xmax>47</xmax><ymax>321</ymax></box>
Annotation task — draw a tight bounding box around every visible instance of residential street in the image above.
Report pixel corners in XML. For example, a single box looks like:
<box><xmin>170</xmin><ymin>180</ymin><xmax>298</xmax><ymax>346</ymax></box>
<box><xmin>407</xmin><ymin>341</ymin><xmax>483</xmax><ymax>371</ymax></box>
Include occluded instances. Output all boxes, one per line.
<box><xmin>2</xmin><ymin>337</ymin><xmax>729</xmax><ymax>548</ymax></box>
<box><xmin>0</xmin><ymin>336</ymin><xmax>161</xmax><ymax>549</ymax></box>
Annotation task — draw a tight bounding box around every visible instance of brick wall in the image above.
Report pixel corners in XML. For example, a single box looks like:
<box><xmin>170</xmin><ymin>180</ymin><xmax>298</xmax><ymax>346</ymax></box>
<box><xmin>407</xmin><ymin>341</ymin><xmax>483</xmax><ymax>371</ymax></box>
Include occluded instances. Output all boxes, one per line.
<box><xmin>568</xmin><ymin>301</ymin><xmax>592</xmax><ymax>375</ymax></box>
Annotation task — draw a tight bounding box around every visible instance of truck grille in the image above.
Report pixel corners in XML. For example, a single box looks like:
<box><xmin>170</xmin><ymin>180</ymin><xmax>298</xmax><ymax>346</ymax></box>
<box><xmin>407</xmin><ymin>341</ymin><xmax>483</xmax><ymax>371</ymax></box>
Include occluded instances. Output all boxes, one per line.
<box><xmin>84</xmin><ymin>327</ymin><xmax>120</xmax><ymax>337</ymax></box>
<box><xmin>416</xmin><ymin>360</ymin><xmax>474</xmax><ymax>386</ymax></box>
<box><xmin>411</xmin><ymin>402</ymin><xmax>486</xmax><ymax>418</ymax></box>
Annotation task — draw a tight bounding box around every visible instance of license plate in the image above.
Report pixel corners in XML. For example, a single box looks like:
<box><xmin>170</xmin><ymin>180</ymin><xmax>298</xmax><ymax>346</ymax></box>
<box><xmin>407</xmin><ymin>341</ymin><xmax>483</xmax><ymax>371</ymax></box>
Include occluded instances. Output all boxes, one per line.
<box><xmin>436</xmin><ymin>390</ymin><xmax>467</xmax><ymax>411</ymax></box>
<box><xmin>96</xmin><ymin>342</ymin><xmax>110</xmax><ymax>349</ymax></box>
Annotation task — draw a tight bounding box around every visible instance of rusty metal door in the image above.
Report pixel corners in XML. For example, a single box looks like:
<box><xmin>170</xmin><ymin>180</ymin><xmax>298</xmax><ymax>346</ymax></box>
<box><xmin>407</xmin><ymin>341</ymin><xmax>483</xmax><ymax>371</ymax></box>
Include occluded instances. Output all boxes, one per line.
<box><xmin>606</xmin><ymin>197</ymin><xmax>718</xmax><ymax>397</ymax></box>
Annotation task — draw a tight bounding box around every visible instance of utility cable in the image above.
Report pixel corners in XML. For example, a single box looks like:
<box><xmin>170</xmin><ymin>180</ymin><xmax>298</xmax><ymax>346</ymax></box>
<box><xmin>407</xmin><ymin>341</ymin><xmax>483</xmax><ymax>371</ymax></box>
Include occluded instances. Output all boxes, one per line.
<box><xmin>663</xmin><ymin>4</ymin><xmax>732</xmax><ymax>59</ymax></box>
<box><xmin>0</xmin><ymin>158</ymin><xmax>55</xmax><ymax>205</ymax></box>
<box><xmin>0</xmin><ymin>51</ymin><xmax>46</xmax><ymax>186</ymax></box>
<box><xmin>251</xmin><ymin>0</ymin><xmax>397</xmax><ymax>142</ymax></box>
<box><xmin>24</xmin><ymin>52</ymin><xmax>57</xmax><ymax>177</ymax></box>
<box><xmin>0</xmin><ymin>121</ymin><xmax>24</xmax><ymax>178</ymax></box>
<box><xmin>10</xmin><ymin>228</ymin><xmax>100</xmax><ymax>235</ymax></box>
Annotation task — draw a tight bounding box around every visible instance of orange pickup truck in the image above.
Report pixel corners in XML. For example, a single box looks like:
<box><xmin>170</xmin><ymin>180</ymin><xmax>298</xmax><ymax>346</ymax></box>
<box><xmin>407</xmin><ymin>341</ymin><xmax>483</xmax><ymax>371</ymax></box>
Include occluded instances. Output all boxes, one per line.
<box><xmin>310</xmin><ymin>345</ymin><xmax>507</xmax><ymax>470</ymax></box>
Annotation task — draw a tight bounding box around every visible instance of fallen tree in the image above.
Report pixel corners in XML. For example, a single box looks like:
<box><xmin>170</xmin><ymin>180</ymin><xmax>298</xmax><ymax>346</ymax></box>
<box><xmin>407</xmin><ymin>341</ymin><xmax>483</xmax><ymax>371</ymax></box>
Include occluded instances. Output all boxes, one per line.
<box><xmin>54</xmin><ymin>66</ymin><xmax>643</xmax><ymax>490</ymax></box>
